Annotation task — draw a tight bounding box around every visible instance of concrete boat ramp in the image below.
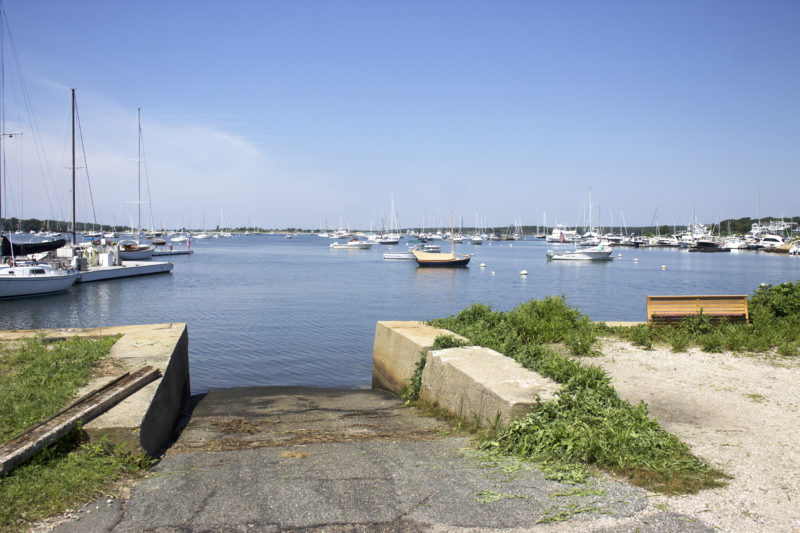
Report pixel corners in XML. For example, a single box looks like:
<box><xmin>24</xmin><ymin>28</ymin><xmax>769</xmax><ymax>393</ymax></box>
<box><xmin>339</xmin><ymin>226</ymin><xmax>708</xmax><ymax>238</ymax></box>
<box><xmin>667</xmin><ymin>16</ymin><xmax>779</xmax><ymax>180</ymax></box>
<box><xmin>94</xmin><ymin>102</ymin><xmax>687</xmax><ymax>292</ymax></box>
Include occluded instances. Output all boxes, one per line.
<box><xmin>39</xmin><ymin>322</ymin><xmax>711</xmax><ymax>532</ymax></box>
<box><xmin>50</xmin><ymin>386</ymin><xmax>709</xmax><ymax>532</ymax></box>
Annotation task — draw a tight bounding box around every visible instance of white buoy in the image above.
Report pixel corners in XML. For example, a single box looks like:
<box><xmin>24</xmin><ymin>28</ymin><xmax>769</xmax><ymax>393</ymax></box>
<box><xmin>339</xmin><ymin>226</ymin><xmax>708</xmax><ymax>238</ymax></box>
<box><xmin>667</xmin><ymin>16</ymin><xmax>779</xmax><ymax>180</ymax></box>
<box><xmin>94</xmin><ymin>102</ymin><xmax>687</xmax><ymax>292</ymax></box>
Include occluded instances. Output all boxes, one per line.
<box><xmin>491</xmin><ymin>271</ymin><xmax>496</xmax><ymax>275</ymax></box>
<box><xmin>520</xmin><ymin>269</ymin><xmax>527</xmax><ymax>276</ymax></box>
<box><xmin>661</xmin><ymin>265</ymin><xmax>667</xmax><ymax>270</ymax></box>
<box><xmin>480</xmin><ymin>263</ymin><xmax>486</xmax><ymax>268</ymax></box>
<box><xmin>633</xmin><ymin>258</ymin><xmax>639</xmax><ymax>262</ymax></box>
<box><xmin>617</xmin><ymin>253</ymin><xmax>622</xmax><ymax>257</ymax></box>
<box><xmin>509</xmin><ymin>243</ymin><xmax>513</xmax><ymax>248</ymax></box>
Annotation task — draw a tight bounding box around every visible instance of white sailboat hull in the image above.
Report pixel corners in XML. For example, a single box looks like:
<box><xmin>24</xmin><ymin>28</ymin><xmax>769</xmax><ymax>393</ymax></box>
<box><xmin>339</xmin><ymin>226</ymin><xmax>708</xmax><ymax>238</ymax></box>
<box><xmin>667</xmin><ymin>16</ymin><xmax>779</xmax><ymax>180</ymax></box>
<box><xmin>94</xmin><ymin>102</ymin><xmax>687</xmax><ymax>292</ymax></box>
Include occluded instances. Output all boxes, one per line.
<box><xmin>0</xmin><ymin>266</ymin><xmax>79</xmax><ymax>298</ymax></box>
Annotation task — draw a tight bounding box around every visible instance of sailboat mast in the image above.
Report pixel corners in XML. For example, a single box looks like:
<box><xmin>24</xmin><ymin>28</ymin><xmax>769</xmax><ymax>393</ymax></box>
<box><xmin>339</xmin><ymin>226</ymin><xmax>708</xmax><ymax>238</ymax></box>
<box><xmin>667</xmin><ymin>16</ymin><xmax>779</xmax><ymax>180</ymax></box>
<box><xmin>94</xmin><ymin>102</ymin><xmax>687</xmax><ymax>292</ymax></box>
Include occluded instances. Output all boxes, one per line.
<box><xmin>137</xmin><ymin>107</ymin><xmax>142</xmax><ymax>233</ymax></box>
<box><xmin>71</xmin><ymin>88</ymin><xmax>76</xmax><ymax>245</ymax></box>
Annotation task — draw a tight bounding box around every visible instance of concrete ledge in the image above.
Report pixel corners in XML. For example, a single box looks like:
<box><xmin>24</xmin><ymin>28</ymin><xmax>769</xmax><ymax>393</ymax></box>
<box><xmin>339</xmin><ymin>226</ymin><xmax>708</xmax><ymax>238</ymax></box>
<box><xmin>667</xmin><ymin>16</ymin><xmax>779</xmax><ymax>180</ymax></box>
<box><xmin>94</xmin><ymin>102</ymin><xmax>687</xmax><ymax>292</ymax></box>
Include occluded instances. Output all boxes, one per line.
<box><xmin>0</xmin><ymin>323</ymin><xmax>190</xmax><ymax>456</ymax></box>
<box><xmin>372</xmin><ymin>321</ymin><xmax>467</xmax><ymax>394</ymax></box>
<box><xmin>419</xmin><ymin>346</ymin><xmax>560</xmax><ymax>428</ymax></box>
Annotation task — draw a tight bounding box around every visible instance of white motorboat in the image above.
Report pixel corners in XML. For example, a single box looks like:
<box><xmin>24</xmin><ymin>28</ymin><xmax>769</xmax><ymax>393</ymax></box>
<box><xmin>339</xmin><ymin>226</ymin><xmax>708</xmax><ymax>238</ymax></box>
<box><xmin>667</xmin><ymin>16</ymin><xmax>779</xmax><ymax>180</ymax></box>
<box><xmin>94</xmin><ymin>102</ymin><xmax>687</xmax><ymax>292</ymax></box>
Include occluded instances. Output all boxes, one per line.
<box><xmin>546</xmin><ymin>224</ymin><xmax>579</xmax><ymax>243</ymax></box>
<box><xmin>546</xmin><ymin>242</ymin><xmax>614</xmax><ymax>261</ymax></box>
<box><xmin>383</xmin><ymin>251</ymin><xmax>415</xmax><ymax>260</ymax></box>
<box><xmin>118</xmin><ymin>240</ymin><xmax>155</xmax><ymax>260</ymax></box>
<box><xmin>330</xmin><ymin>239</ymin><xmax>373</xmax><ymax>250</ymax></box>
<box><xmin>0</xmin><ymin>261</ymin><xmax>79</xmax><ymax>298</ymax></box>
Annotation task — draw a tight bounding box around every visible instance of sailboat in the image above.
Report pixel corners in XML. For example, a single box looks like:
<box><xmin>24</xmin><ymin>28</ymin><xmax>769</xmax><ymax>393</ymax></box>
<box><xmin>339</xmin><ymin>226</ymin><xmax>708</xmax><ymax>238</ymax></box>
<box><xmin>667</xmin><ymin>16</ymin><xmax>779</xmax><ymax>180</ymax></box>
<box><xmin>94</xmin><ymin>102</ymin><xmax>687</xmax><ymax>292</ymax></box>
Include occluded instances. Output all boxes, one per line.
<box><xmin>412</xmin><ymin>214</ymin><xmax>471</xmax><ymax>267</ymax></box>
<box><xmin>118</xmin><ymin>108</ymin><xmax>154</xmax><ymax>260</ymax></box>
<box><xmin>0</xmin><ymin>86</ymin><xmax>79</xmax><ymax>297</ymax></box>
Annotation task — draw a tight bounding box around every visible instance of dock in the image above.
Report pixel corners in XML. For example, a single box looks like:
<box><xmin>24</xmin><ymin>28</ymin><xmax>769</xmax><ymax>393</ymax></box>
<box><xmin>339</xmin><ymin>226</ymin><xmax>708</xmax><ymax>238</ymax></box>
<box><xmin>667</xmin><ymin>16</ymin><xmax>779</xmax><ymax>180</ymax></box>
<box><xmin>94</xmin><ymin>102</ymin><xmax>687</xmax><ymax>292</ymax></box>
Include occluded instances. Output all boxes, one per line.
<box><xmin>77</xmin><ymin>261</ymin><xmax>173</xmax><ymax>283</ymax></box>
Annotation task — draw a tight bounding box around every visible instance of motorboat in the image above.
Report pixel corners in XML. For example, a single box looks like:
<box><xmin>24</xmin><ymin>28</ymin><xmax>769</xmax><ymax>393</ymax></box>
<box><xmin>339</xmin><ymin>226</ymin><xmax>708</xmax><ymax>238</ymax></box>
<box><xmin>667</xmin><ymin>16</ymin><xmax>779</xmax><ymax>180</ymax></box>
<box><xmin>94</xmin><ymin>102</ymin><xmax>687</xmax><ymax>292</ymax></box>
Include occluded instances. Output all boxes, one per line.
<box><xmin>723</xmin><ymin>237</ymin><xmax>748</xmax><ymax>250</ymax></box>
<box><xmin>546</xmin><ymin>224</ymin><xmax>579</xmax><ymax>243</ymax></box>
<box><xmin>688</xmin><ymin>239</ymin><xmax>730</xmax><ymax>253</ymax></box>
<box><xmin>118</xmin><ymin>240</ymin><xmax>155</xmax><ymax>260</ymax></box>
<box><xmin>378</xmin><ymin>234</ymin><xmax>400</xmax><ymax>245</ymax></box>
<box><xmin>384</xmin><ymin>243</ymin><xmax>439</xmax><ymax>260</ymax></box>
<box><xmin>0</xmin><ymin>261</ymin><xmax>79</xmax><ymax>298</ymax></box>
<box><xmin>330</xmin><ymin>239</ymin><xmax>373</xmax><ymax>250</ymax></box>
<box><xmin>546</xmin><ymin>242</ymin><xmax>614</xmax><ymax>261</ymax></box>
<box><xmin>383</xmin><ymin>251</ymin><xmax>415</xmax><ymax>260</ymax></box>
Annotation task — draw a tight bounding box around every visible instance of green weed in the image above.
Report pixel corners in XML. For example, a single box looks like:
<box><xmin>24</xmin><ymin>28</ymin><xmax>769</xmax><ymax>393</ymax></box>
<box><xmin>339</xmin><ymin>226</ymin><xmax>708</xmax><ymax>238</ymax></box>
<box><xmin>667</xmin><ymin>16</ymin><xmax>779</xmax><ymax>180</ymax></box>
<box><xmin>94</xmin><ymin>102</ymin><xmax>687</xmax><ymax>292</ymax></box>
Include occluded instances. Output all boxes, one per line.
<box><xmin>667</xmin><ymin>328</ymin><xmax>690</xmax><ymax>353</ymax></box>
<box><xmin>432</xmin><ymin>298</ymin><xmax>728</xmax><ymax>494</ymax></box>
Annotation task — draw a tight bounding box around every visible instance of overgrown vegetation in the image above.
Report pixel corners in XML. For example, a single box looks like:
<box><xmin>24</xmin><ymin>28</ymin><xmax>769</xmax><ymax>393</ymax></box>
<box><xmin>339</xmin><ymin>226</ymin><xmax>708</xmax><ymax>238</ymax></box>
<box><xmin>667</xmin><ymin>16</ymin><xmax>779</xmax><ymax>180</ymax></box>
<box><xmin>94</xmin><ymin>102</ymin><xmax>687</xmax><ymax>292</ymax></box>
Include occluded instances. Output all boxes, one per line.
<box><xmin>607</xmin><ymin>281</ymin><xmax>800</xmax><ymax>356</ymax></box>
<box><xmin>429</xmin><ymin>297</ymin><xmax>728</xmax><ymax>494</ymax></box>
<box><xmin>0</xmin><ymin>335</ymin><xmax>152</xmax><ymax>531</ymax></box>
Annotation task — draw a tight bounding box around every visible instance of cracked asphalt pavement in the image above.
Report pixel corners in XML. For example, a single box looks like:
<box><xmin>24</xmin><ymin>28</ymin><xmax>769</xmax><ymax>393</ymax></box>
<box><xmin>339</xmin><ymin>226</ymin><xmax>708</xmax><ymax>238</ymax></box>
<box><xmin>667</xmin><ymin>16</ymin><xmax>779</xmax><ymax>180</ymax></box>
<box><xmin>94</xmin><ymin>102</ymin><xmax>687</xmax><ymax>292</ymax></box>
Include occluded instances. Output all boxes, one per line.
<box><xmin>47</xmin><ymin>387</ymin><xmax>713</xmax><ymax>532</ymax></box>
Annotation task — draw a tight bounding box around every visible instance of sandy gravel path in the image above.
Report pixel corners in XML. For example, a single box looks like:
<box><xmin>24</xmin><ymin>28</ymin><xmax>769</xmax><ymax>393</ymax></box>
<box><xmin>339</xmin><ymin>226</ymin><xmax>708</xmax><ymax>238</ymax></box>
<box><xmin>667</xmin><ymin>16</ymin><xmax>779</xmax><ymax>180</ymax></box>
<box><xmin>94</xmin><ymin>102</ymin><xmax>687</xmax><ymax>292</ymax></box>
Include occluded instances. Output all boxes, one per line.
<box><xmin>592</xmin><ymin>339</ymin><xmax>800</xmax><ymax>533</ymax></box>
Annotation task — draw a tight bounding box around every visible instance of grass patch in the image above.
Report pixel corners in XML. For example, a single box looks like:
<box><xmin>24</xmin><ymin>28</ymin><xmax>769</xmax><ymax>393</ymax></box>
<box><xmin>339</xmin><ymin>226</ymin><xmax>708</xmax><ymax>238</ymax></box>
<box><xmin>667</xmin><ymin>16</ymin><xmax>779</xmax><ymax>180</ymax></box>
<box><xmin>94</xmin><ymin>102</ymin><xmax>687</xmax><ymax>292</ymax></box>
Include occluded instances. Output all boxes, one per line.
<box><xmin>0</xmin><ymin>432</ymin><xmax>152</xmax><ymax>531</ymax></box>
<box><xmin>431</xmin><ymin>297</ymin><xmax>729</xmax><ymax>494</ymax></box>
<box><xmin>0</xmin><ymin>335</ymin><xmax>152</xmax><ymax>531</ymax></box>
<box><xmin>0</xmin><ymin>335</ymin><xmax>118</xmax><ymax>440</ymax></box>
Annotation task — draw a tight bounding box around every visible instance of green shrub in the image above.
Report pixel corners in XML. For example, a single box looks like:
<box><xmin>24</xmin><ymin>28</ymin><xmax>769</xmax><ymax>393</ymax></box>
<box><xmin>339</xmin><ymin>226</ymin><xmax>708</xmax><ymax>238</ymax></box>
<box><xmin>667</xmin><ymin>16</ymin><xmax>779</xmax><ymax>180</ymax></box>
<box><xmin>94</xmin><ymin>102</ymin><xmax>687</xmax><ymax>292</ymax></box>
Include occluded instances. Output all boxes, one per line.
<box><xmin>667</xmin><ymin>328</ymin><xmax>691</xmax><ymax>353</ymax></box>
<box><xmin>566</xmin><ymin>319</ymin><xmax>600</xmax><ymax>357</ymax></box>
<box><xmin>777</xmin><ymin>341</ymin><xmax>799</xmax><ymax>357</ymax></box>
<box><xmin>750</xmin><ymin>280</ymin><xmax>800</xmax><ymax>318</ymax></box>
<box><xmin>628</xmin><ymin>324</ymin><xmax>654</xmax><ymax>350</ymax></box>
<box><xmin>698</xmin><ymin>331</ymin><xmax>725</xmax><ymax>353</ymax></box>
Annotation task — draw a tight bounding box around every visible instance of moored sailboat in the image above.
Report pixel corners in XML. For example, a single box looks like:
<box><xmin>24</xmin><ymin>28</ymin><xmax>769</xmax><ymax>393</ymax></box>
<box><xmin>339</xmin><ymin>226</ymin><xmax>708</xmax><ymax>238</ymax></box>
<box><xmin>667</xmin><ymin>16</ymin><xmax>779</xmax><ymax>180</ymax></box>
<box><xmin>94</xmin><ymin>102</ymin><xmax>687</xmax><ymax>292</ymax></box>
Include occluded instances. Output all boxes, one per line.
<box><xmin>412</xmin><ymin>214</ymin><xmax>470</xmax><ymax>267</ymax></box>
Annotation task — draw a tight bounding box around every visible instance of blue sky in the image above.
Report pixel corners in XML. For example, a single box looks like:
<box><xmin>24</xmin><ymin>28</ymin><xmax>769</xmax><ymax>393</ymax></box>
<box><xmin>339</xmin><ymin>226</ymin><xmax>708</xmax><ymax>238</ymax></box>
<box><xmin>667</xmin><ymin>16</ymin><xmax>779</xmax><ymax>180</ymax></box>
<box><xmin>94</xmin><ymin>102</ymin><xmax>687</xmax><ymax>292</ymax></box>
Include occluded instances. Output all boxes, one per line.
<box><xmin>2</xmin><ymin>1</ymin><xmax>798</xmax><ymax>230</ymax></box>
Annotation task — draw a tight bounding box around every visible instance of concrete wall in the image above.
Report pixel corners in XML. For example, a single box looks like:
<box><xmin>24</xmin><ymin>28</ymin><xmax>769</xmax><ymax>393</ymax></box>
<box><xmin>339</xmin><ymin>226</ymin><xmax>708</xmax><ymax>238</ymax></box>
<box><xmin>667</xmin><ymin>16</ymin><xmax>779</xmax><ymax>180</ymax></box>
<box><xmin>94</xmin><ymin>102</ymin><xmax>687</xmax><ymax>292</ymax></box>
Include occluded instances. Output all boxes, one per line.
<box><xmin>372</xmin><ymin>321</ymin><xmax>467</xmax><ymax>395</ymax></box>
<box><xmin>0</xmin><ymin>323</ymin><xmax>190</xmax><ymax>456</ymax></box>
<box><xmin>420</xmin><ymin>346</ymin><xmax>559</xmax><ymax>428</ymax></box>
<box><xmin>372</xmin><ymin>322</ymin><xmax>561</xmax><ymax>428</ymax></box>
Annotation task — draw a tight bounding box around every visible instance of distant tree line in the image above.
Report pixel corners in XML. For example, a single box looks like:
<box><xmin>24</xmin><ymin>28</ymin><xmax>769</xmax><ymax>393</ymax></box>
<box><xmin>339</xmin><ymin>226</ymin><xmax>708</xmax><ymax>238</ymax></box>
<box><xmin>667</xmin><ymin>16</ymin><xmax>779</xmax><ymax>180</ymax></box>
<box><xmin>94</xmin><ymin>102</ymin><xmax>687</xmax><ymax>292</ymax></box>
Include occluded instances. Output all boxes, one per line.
<box><xmin>4</xmin><ymin>216</ymin><xmax>797</xmax><ymax>237</ymax></box>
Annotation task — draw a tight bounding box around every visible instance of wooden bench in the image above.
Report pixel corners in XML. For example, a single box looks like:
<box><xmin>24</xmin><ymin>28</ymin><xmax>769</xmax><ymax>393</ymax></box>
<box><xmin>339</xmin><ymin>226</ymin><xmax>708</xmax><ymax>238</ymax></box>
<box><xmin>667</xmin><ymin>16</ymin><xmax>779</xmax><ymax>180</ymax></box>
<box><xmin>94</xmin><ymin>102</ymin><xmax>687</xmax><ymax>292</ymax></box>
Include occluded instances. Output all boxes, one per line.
<box><xmin>646</xmin><ymin>295</ymin><xmax>749</xmax><ymax>325</ymax></box>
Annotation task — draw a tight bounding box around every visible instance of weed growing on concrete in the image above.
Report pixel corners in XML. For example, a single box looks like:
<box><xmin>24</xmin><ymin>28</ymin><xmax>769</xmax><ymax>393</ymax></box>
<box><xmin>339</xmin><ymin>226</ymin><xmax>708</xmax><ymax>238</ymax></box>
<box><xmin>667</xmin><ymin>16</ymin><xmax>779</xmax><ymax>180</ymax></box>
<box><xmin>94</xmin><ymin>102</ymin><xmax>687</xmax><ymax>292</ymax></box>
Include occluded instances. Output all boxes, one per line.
<box><xmin>537</xmin><ymin>503</ymin><xmax>603</xmax><ymax>524</ymax></box>
<box><xmin>474</xmin><ymin>489</ymin><xmax>531</xmax><ymax>503</ymax></box>
<box><xmin>401</xmin><ymin>353</ymin><xmax>427</xmax><ymax>403</ymax></box>
<box><xmin>432</xmin><ymin>298</ymin><xmax>729</xmax><ymax>494</ymax></box>
<box><xmin>402</xmin><ymin>334</ymin><xmax>467</xmax><ymax>403</ymax></box>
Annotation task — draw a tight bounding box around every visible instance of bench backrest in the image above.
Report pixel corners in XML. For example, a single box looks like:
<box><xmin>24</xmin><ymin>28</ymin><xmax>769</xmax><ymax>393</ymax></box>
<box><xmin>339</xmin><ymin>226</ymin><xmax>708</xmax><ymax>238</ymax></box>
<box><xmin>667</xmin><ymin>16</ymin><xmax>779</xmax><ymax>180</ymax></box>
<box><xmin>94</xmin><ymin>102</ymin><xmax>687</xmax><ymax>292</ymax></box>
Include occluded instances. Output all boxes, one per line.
<box><xmin>647</xmin><ymin>295</ymin><xmax>749</xmax><ymax>325</ymax></box>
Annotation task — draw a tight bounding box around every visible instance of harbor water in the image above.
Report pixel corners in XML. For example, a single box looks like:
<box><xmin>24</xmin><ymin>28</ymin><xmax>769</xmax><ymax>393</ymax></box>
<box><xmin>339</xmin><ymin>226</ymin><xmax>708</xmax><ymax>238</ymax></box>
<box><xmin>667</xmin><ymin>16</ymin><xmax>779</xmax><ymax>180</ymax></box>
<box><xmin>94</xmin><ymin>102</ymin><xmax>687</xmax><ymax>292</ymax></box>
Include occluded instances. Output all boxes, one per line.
<box><xmin>2</xmin><ymin>235</ymin><xmax>799</xmax><ymax>394</ymax></box>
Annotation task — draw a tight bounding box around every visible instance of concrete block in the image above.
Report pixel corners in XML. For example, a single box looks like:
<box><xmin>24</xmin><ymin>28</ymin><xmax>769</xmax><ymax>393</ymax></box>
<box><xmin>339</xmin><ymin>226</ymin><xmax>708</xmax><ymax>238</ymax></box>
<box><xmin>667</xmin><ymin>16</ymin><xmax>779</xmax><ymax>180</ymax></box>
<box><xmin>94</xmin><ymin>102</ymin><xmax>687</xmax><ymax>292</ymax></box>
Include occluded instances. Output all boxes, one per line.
<box><xmin>372</xmin><ymin>321</ymin><xmax>467</xmax><ymax>395</ymax></box>
<box><xmin>420</xmin><ymin>346</ymin><xmax>560</xmax><ymax>428</ymax></box>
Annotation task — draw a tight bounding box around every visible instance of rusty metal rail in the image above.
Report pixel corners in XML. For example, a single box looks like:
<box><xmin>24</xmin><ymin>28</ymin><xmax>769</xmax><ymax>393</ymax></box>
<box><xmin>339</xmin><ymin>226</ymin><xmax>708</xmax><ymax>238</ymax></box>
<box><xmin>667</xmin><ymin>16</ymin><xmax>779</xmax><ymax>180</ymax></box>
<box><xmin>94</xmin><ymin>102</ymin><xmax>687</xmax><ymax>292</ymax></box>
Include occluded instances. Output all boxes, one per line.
<box><xmin>0</xmin><ymin>365</ymin><xmax>161</xmax><ymax>476</ymax></box>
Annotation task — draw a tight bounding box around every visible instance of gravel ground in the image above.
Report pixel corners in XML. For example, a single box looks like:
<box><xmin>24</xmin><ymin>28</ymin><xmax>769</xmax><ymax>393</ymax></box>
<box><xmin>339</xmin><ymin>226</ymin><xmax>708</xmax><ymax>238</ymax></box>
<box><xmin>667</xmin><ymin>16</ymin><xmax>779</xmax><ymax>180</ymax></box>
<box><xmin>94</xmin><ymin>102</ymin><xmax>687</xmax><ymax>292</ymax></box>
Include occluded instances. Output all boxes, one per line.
<box><xmin>592</xmin><ymin>339</ymin><xmax>800</xmax><ymax>533</ymax></box>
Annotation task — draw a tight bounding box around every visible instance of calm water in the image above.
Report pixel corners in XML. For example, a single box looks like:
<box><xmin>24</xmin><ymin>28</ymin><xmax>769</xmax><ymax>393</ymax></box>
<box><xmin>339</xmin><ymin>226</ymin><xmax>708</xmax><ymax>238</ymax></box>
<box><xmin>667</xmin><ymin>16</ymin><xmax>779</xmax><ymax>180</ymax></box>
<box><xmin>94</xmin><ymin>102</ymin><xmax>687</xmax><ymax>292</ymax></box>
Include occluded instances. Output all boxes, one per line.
<box><xmin>2</xmin><ymin>235</ymin><xmax>799</xmax><ymax>393</ymax></box>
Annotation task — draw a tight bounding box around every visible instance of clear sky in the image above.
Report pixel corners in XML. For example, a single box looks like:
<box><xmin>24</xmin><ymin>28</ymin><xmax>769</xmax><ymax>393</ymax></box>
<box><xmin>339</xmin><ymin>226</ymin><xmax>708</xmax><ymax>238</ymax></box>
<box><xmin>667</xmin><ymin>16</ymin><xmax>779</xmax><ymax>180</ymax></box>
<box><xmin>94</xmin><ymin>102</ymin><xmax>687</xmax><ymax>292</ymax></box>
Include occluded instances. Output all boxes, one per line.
<box><xmin>1</xmin><ymin>0</ymin><xmax>798</xmax><ymax>231</ymax></box>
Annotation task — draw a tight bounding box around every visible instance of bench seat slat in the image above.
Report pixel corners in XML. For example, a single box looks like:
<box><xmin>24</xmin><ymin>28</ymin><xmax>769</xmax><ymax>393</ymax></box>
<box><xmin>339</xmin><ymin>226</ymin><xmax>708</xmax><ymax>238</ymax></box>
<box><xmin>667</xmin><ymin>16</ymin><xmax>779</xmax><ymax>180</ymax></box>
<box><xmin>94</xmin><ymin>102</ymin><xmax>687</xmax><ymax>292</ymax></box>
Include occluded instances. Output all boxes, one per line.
<box><xmin>647</xmin><ymin>294</ymin><xmax>749</xmax><ymax>325</ymax></box>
